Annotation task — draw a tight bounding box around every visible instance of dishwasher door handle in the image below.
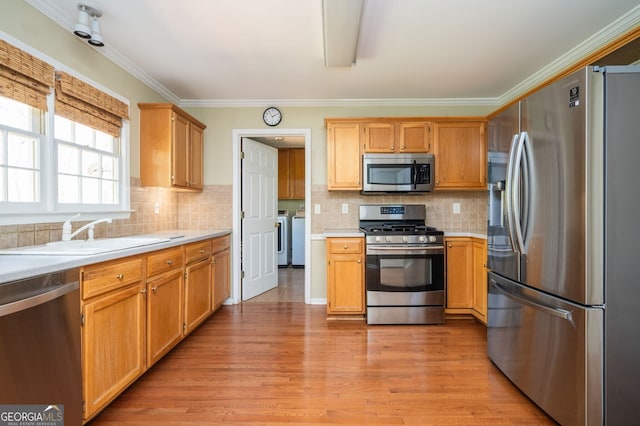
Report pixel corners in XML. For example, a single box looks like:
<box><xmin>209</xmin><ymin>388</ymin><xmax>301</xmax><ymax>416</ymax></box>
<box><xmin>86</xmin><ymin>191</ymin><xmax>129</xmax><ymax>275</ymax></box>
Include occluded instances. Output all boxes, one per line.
<box><xmin>0</xmin><ymin>281</ymin><xmax>79</xmax><ymax>318</ymax></box>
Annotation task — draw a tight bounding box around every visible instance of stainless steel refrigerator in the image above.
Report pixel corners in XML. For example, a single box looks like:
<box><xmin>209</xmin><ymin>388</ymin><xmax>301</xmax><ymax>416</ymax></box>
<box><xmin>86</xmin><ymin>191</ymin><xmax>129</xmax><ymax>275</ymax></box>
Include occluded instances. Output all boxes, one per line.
<box><xmin>487</xmin><ymin>65</ymin><xmax>640</xmax><ymax>426</ymax></box>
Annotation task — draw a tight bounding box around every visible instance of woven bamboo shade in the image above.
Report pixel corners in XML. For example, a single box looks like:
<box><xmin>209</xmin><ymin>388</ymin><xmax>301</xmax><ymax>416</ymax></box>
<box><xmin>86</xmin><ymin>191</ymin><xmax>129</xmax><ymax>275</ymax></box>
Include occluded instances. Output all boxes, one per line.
<box><xmin>55</xmin><ymin>71</ymin><xmax>129</xmax><ymax>137</ymax></box>
<box><xmin>0</xmin><ymin>39</ymin><xmax>54</xmax><ymax>110</ymax></box>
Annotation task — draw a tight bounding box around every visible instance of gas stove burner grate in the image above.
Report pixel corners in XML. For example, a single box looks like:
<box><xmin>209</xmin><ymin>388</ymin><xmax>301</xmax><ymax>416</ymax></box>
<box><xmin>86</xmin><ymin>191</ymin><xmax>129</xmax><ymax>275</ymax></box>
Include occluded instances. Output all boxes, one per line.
<box><xmin>365</xmin><ymin>224</ymin><xmax>438</xmax><ymax>233</ymax></box>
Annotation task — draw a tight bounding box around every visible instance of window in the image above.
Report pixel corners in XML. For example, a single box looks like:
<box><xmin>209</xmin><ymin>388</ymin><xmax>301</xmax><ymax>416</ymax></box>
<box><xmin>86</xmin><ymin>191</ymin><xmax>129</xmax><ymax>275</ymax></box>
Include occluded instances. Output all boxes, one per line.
<box><xmin>0</xmin><ymin>39</ymin><xmax>130</xmax><ymax>224</ymax></box>
<box><xmin>0</xmin><ymin>97</ymin><xmax>44</xmax><ymax>206</ymax></box>
<box><xmin>54</xmin><ymin>115</ymin><xmax>120</xmax><ymax>206</ymax></box>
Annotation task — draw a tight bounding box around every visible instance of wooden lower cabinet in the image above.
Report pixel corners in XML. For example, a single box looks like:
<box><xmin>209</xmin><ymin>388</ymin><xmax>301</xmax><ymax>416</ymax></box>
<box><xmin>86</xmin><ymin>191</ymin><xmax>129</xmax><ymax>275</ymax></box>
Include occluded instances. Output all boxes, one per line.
<box><xmin>184</xmin><ymin>257</ymin><xmax>212</xmax><ymax>335</ymax></box>
<box><xmin>326</xmin><ymin>237</ymin><xmax>365</xmax><ymax>315</ymax></box>
<box><xmin>147</xmin><ymin>269</ymin><xmax>184</xmax><ymax>366</ymax></box>
<box><xmin>82</xmin><ymin>281</ymin><xmax>146</xmax><ymax>421</ymax></box>
<box><xmin>81</xmin><ymin>234</ymin><xmax>230</xmax><ymax>423</ymax></box>
<box><xmin>211</xmin><ymin>234</ymin><xmax>231</xmax><ymax>311</ymax></box>
<box><xmin>472</xmin><ymin>239</ymin><xmax>488</xmax><ymax>323</ymax></box>
<box><xmin>445</xmin><ymin>238</ymin><xmax>474</xmax><ymax>309</ymax></box>
<box><xmin>212</xmin><ymin>247</ymin><xmax>230</xmax><ymax>310</ymax></box>
<box><xmin>445</xmin><ymin>237</ymin><xmax>488</xmax><ymax>324</ymax></box>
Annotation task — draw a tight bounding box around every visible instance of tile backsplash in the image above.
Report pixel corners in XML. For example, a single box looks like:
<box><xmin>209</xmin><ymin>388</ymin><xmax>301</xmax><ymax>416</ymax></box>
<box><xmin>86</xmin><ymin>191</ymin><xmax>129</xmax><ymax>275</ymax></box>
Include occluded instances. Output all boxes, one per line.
<box><xmin>310</xmin><ymin>184</ymin><xmax>487</xmax><ymax>234</ymax></box>
<box><xmin>0</xmin><ymin>180</ymin><xmax>486</xmax><ymax>250</ymax></box>
<box><xmin>0</xmin><ymin>179</ymin><xmax>232</xmax><ymax>250</ymax></box>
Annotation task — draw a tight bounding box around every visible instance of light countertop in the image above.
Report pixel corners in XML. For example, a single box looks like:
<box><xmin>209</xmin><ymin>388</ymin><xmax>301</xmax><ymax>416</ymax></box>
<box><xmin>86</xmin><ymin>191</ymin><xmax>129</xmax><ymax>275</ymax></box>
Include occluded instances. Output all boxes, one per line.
<box><xmin>323</xmin><ymin>229</ymin><xmax>365</xmax><ymax>238</ymax></box>
<box><xmin>444</xmin><ymin>231</ymin><xmax>487</xmax><ymax>239</ymax></box>
<box><xmin>321</xmin><ymin>230</ymin><xmax>486</xmax><ymax>239</ymax></box>
<box><xmin>0</xmin><ymin>229</ymin><xmax>230</xmax><ymax>284</ymax></box>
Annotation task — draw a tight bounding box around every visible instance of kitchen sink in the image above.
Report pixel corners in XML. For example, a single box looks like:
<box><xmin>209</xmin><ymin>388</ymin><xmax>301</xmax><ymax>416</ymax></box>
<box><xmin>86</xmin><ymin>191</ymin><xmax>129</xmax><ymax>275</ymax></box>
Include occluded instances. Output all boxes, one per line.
<box><xmin>0</xmin><ymin>237</ymin><xmax>171</xmax><ymax>256</ymax></box>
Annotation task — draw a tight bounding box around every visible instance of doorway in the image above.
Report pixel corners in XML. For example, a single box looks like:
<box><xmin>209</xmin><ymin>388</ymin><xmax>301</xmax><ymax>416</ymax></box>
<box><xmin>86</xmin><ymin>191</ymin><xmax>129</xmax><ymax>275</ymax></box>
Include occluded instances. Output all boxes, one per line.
<box><xmin>231</xmin><ymin>128</ymin><xmax>312</xmax><ymax>305</ymax></box>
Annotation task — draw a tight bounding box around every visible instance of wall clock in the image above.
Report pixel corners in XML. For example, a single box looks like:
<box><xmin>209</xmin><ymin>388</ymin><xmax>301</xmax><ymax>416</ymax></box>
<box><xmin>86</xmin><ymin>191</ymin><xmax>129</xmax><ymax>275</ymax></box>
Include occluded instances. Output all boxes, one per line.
<box><xmin>263</xmin><ymin>107</ymin><xmax>282</xmax><ymax>127</ymax></box>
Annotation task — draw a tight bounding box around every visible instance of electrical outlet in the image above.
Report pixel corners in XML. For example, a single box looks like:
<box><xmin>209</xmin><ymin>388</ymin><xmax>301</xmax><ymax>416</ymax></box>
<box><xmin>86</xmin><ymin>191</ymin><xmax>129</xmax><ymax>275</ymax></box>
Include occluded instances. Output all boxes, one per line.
<box><xmin>453</xmin><ymin>202</ymin><xmax>461</xmax><ymax>214</ymax></box>
<box><xmin>314</xmin><ymin>204</ymin><xmax>321</xmax><ymax>214</ymax></box>
<box><xmin>154</xmin><ymin>202</ymin><xmax>160</xmax><ymax>215</ymax></box>
<box><xmin>341</xmin><ymin>203</ymin><xmax>349</xmax><ymax>214</ymax></box>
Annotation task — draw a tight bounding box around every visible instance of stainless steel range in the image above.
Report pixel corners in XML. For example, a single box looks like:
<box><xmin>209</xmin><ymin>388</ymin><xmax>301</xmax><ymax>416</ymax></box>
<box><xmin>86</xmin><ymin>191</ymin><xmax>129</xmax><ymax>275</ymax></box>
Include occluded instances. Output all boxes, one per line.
<box><xmin>360</xmin><ymin>204</ymin><xmax>445</xmax><ymax>325</ymax></box>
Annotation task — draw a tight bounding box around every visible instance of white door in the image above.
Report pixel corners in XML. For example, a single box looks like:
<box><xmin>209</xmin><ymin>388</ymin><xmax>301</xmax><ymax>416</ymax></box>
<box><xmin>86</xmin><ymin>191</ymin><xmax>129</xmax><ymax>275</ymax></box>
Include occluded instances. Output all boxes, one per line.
<box><xmin>241</xmin><ymin>138</ymin><xmax>278</xmax><ymax>300</ymax></box>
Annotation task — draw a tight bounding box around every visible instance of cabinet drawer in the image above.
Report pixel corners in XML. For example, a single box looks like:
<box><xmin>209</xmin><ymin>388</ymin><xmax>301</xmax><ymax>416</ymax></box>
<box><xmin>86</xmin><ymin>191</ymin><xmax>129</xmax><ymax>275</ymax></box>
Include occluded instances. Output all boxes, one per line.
<box><xmin>185</xmin><ymin>240</ymin><xmax>211</xmax><ymax>264</ymax></box>
<box><xmin>147</xmin><ymin>247</ymin><xmax>183</xmax><ymax>277</ymax></box>
<box><xmin>211</xmin><ymin>235</ymin><xmax>230</xmax><ymax>254</ymax></box>
<box><xmin>82</xmin><ymin>257</ymin><xmax>144</xmax><ymax>300</ymax></box>
<box><xmin>328</xmin><ymin>238</ymin><xmax>363</xmax><ymax>254</ymax></box>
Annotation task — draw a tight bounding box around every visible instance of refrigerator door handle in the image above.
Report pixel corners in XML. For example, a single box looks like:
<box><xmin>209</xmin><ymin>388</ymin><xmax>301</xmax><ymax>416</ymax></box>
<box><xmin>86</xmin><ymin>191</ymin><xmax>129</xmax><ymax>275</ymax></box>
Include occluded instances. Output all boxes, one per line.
<box><xmin>505</xmin><ymin>133</ymin><xmax>521</xmax><ymax>252</ymax></box>
<box><xmin>511</xmin><ymin>132</ymin><xmax>527</xmax><ymax>254</ymax></box>
<box><xmin>491</xmin><ymin>278</ymin><xmax>573</xmax><ymax>321</ymax></box>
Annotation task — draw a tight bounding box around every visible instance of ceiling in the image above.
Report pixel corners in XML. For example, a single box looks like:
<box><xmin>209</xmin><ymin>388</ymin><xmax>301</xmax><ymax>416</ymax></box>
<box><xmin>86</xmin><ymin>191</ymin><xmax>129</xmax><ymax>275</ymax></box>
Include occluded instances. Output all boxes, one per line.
<box><xmin>24</xmin><ymin>0</ymin><xmax>640</xmax><ymax>109</ymax></box>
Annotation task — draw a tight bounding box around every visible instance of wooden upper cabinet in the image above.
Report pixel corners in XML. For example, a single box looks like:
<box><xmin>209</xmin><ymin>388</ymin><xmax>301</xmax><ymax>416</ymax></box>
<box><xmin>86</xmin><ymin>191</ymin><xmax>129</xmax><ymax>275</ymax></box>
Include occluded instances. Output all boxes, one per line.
<box><xmin>278</xmin><ymin>148</ymin><xmax>305</xmax><ymax>199</ymax></box>
<box><xmin>363</xmin><ymin>122</ymin><xmax>395</xmax><ymax>152</ymax></box>
<box><xmin>278</xmin><ymin>149</ymin><xmax>290</xmax><ymax>198</ymax></box>
<box><xmin>327</xmin><ymin>121</ymin><xmax>361</xmax><ymax>190</ymax></box>
<box><xmin>189</xmin><ymin>123</ymin><xmax>204</xmax><ymax>190</ymax></box>
<box><xmin>398</xmin><ymin>121</ymin><xmax>432</xmax><ymax>152</ymax></box>
<box><xmin>363</xmin><ymin>121</ymin><xmax>432</xmax><ymax>153</ymax></box>
<box><xmin>139</xmin><ymin>103</ymin><xmax>206</xmax><ymax>191</ymax></box>
<box><xmin>172</xmin><ymin>112</ymin><xmax>189</xmax><ymax>188</ymax></box>
<box><xmin>433</xmin><ymin>121</ymin><xmax>487</xmax><ymax>190</ymax></box>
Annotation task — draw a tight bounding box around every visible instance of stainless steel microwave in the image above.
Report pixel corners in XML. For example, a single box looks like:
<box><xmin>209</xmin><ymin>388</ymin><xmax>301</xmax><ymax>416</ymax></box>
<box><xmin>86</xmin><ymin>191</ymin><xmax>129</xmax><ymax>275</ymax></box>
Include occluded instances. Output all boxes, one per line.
<box><xmin>362</xmin><ymin>153</ymin><xmax>434</xmax><ymax>193</ymax></box>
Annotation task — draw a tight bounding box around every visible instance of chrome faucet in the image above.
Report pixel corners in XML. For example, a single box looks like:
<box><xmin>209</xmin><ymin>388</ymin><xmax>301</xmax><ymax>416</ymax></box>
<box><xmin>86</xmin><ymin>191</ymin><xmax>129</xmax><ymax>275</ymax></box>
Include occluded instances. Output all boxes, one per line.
<box><xmin>61</xmin><ymin>214</ymin><xmax>113</xmax><ymax>241</ymax></box>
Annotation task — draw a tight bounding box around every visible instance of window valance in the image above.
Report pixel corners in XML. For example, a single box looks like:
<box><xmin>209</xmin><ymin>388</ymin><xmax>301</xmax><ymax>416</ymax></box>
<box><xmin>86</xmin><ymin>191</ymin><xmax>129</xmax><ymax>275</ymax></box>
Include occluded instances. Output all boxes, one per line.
<box><xmin>55</xmin><ymin>71</ymin><xmax>129</xmax><ymax>137</ymax></box>
<box><xmin>0</xmin><ymin>39</ymin><xmax>54</xmax><ymax>111</ymax></box>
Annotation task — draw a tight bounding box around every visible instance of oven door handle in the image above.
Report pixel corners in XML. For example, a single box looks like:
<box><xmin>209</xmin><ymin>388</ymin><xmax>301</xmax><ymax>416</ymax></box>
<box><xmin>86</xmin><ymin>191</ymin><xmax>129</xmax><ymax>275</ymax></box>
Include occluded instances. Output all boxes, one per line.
<box><xmin>367</xmin><ymin>245</ymin><xmax>444</xmax><ymax>255</ymax></box>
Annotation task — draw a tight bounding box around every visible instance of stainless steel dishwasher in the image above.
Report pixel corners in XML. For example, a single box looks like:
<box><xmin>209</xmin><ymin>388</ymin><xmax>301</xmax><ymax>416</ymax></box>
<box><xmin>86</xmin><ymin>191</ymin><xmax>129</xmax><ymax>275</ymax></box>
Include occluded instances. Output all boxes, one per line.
<box><xmin>0</xmin><ymin>268</ymin><xmax>81</xmax><ymax>425</ymax></box>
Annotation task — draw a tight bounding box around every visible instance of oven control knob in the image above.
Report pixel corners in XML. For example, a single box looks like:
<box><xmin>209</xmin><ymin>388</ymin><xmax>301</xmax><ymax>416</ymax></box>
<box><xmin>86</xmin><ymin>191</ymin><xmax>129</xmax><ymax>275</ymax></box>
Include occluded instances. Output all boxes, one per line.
<box><xmin>418</xmin><ymin>236</ymin><xmax>426</xmax><ymax>243</ymax></box>
<box><xmin>375</xmin><ymin>236</ymin><xmax>381</xmax><ymax>242</ymax></box>
<box><xmin>385</xmin><ymin>236</ymin><xmax>392</xmax><ymax>242</ymax></box>
<box><xmin>402</xmin><ymin>236</ymin><xmax>408</xmax><ymax>243</ymax></box>
<box><xmin>428</xmin><ymin>236</ymin><xmax>436</xmax><ymax>243</ymax></box>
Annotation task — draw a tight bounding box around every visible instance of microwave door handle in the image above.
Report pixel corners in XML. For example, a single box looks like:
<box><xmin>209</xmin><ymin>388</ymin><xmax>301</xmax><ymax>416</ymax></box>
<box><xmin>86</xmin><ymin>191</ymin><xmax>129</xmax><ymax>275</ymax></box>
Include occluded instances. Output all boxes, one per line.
<box><xmin>412</xmin><ymin>160</ymin><xmax>417</xmax><ymax>189</ymax></box>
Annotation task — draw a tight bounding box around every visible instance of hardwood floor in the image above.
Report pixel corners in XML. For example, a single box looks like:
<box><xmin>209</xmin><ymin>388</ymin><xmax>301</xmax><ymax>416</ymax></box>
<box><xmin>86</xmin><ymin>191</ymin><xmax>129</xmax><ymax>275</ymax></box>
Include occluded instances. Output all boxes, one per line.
<box><xmin>244</xmin><ymin>267</ymin><xmax>305</xmax><ymax>303</ymax></box>
<box><xmin>88</xmin><ymin>300</ymin><xmax>556</xmax><ymax>425</ymax></box>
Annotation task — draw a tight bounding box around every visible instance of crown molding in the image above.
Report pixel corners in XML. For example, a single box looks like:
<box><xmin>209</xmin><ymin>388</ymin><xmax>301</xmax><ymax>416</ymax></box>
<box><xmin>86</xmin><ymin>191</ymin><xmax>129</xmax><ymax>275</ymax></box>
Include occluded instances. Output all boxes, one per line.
<box><xmin>179</xmin><ymin>97</ymin><xmax>500</xmax><ymax>108</ymax></box>
<box><xmin>499</xmin><ymin>4</ymin><xmax>640</xmax><ymax>106</ymax></box>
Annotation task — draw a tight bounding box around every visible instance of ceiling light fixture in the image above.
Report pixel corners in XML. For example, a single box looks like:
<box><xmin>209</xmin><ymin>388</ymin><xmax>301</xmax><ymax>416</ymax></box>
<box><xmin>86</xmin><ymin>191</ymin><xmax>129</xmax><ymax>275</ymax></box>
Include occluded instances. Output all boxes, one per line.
<box><xmin>322</xmin><ymin>0</ymin><xmax>364</xmax><ymax>67</ymax></box>
<box><xmin>73</xmin><ymin>3</ymin><xmax>104</xmax><ymax>47</ymax></box>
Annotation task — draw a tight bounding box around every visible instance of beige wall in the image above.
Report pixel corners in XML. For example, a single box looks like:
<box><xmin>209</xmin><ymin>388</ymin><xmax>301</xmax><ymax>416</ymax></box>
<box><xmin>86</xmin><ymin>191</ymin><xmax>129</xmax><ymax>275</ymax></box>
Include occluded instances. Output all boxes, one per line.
<box><xmin>187</xmin><ymin>106</ymin><xmax>492</xmax><ymax>187</ymax></box>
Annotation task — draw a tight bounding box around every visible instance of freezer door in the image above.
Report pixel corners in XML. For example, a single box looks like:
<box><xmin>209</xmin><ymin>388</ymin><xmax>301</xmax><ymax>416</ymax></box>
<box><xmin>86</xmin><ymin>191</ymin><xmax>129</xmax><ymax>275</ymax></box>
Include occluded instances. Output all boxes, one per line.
<box><xmin>487</xmin><ymin>103</ymin><xmax>520</xmax><ymax>281</ymax></box>
<box><xmin>487</xmin><ymin>272</ymin><xmax>603</xmax><ymax>426</ymax></box>
<box><xmin>519</xmin><ymin>68</ymin><xmax>603</xmax><ymax>305</ymax></box>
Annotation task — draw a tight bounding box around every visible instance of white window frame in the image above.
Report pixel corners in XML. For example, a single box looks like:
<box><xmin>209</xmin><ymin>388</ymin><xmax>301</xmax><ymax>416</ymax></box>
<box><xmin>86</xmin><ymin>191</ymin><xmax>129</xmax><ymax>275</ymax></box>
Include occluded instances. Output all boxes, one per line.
<box><xmin>0</xmin><ymin>34</ymin><xmax>131</xmax><ymax>225</ymax></box>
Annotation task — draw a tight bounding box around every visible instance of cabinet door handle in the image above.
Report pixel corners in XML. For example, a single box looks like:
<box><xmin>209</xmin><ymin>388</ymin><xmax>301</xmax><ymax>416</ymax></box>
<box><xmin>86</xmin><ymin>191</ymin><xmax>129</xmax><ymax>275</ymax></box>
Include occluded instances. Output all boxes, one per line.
<box><xmin>199</xmin><ymin>249</ymin><xmax>205</xmax><ymax>254</ymax></box>
<box><xmin>390</xmin><ymin>146</ymin><xmax>394</xmax><ymax>151</ymax></box>
<box><xmin>116</xmin><ymin>274</ymin><xmax>124</xmax><ymax>280</ymax></box>
<box><xmin>140</xmin><ymin>288</ymin><xmax>147</xmax><ymax>294</ymax></box>
<box><xmin>151</xmin><ymin>286</ymin><xmax>158</xmax><ymax>292</ymax></box>
<box><xmin>447</xmin><ymin>243</ymin><xmax>452</xmax><ymax>248</ymax></box>
<box><xmin>357</xmin><ymin>258</ymin><xmax>362</xmax><ymax>263</ymax></box>
<box><xmin>166</xmin><ymin>259</ymin><xmax>173</xmax><ymax>265</ymax></box>
<box><xmin>343</xmin><ymin>245</ymin><xmax>348</xmax><ymax>249</ymax></box>
<box><xmin>400</xmin><ymin>146</ymin><xmax>405</xmax><ymax>150</ymax></box>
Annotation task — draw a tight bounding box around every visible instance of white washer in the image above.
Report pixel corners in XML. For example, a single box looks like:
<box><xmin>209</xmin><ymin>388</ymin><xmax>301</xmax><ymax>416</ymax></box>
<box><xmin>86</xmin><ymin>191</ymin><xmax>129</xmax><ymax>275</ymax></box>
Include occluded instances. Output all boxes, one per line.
<box><xmin>291</xmin><ymin>213</ymin><xmax>305</xmax><ymax>267</ymax></box>
<box><xmin>277</xmin><ymin>211</ymin><xmax>290</xmax><ymax>267</ymax></box>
